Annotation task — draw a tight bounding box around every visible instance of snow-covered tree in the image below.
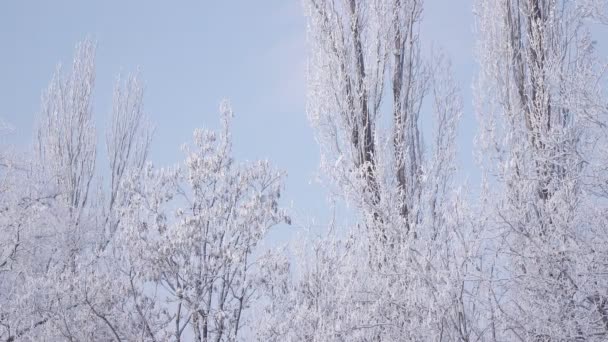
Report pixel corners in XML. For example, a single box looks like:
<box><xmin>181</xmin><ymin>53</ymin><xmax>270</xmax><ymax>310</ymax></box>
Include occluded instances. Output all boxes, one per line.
<box><xmin>305</xmin><ymin>0</ymin><xmax>469</xmax><ymax>261</ymax></box>
<box><xmin>475</xmin><ymin>0</ymin><xmax>608</xmax><ymax>339</ymax></box>
<box><xmin>0</xmin><ymin>39</ymin><xmax>155</xmax><ymax>341</ymax></box>
<box><xmin>116</xmin><ymin>102</ymin><xmax>287</xmax><ymax>341</ymax></box>
<box><xmin>0</xmin><ymin>37</ymin><xmax>286</xmax><ymax>341</ymax></box>
<box><xmin>8</xmin><ymin>2</ymin><xmax>608</xmax><ymax>340</ymax></box>
<box><xmin>0</xmin><ymin>39</ymin><xmax>100</xmax><ymax>341</ymax></box>
<box><xmin>256</xmin><ymin>0</ymin><xmax>483</xmax><ymax>340</ymax></box>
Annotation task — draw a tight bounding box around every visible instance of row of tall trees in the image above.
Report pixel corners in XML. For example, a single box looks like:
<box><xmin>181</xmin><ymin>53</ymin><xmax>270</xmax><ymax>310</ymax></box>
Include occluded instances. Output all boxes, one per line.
<box><xmin>1</xmin><ymin>0</ymin><xmax>608</xmax><ymax>340</ymax></box>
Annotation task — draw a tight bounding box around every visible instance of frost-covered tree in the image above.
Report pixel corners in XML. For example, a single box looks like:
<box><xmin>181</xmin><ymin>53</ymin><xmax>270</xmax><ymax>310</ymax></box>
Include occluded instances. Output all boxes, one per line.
<box><xmin>11</xmin><ymin>2</ymin><xmax>608</xmax><ymax>340</ymax></box>
<box><xmin>115</xmin><ymin>103</ymin><xmax>287</xmax><ymax>341</ymax></box>
<box><xmin>103</xmin><ymin>72</ymin><xmax>153</xmax><ymax>245</ymax></box>
<box><xmin>0</xmin><ymin>39</ymin><xmax>102</xmax><ymax>341</ymax></box>
<box><xmin>475</xmin><ymin>0</ymin><xmax>608</xmax><ymax>339</ymax></box>
<box><xmin>0</xmin><ymin>39</ymin><xmax>155</xmax><ymax>341</ymax></box>
<box><xmin>0</xmin><ymin>37</ymin><xmax>285</xmax><ymax>341</ymax></box>
<box><xmin>305</xmin><ymin>0</ymin><xmax>469</xmax><ymax>261</ymax></box>
<box><xmin>256</xmin><ymin>0</ymin><xmax>482</xmax><ymax>340</ymax></box>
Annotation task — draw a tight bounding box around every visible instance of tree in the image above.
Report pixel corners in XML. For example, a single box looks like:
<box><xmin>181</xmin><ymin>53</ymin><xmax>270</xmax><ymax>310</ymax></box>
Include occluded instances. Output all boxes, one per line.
<box><xmin>305</xmin><ymin>0</ymin><xmax>465</xmax><ymax>258</ymax></box>
<box><xmin>0</xmin><ymin>39</ymin><xmax>101</xmax><ymax>341</ymax></box>
<box><xmin>255</xmin><ymin>0</ymin><xmax>483</xmax><ymax>340</ymax></box>
<box><xmin>0</xmin><ymin>39</ymin><xmax>155</xmax><ymax>341</ymax></box>
<box><xmin>116</xmin><ymin>103</ymin><xmax>287</xmax><ymax>341</ymax></box>
<box><xmin>475</xmin><ymin>0</ymin><xmax>608</xmax><ymax>339</ymax></box>
<box><xmin>103</xmin><ymin>71</ymin><xmax>154</xmax><ymax>246</ymax></box>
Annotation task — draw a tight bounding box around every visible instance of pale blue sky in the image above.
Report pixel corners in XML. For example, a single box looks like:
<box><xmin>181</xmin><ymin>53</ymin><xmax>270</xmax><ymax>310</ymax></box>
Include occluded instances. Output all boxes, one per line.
<box><xmin>1</xmin><ymin>1</ymin><xmax>478</xmax><ymax>229</ymax></box>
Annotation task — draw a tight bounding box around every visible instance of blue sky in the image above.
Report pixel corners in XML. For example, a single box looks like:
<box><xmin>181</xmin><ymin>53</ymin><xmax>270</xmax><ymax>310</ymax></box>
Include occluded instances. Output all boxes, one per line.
<box><xmin>1</xmin><ymin>0</ymin><xmax>478</xmax><ymax>230</ymax></box>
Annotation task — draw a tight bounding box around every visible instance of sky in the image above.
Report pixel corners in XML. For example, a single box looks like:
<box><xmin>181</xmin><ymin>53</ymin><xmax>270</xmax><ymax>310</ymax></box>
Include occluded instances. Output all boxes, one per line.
<box><xmin>0</xmin><ymin>0</ymin><xmax>478</xmax><ymax>236</ymax></box>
